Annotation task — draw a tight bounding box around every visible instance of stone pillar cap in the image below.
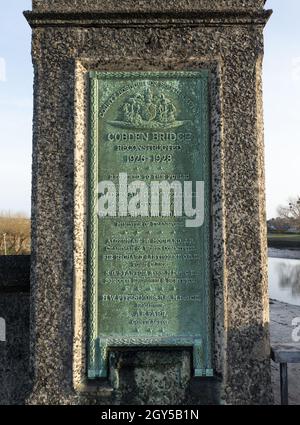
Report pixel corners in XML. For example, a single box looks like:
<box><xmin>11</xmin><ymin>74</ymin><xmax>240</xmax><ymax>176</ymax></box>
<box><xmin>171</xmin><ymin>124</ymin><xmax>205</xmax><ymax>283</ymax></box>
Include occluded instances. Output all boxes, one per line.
<box><xmin>25</xmin><ymin>0</ymin><xmax>272</xmax><ymax>28</ymax></box>
<box><xmin>32</xmin><ymin>0</ymin><xmax>268</xmax><ymax>13</ymax></box>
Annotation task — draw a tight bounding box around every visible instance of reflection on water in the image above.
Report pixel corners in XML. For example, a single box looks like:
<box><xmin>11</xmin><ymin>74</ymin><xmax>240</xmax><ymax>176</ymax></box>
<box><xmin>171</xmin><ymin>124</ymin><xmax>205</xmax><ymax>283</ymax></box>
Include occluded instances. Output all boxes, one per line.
<box><xmin>276</xmin><ymin>262</ymin><xmax>300</xmax><ymax>296</ymax></box>
<box><xmin>268</xmin><ymin>256</ymin><xmax>300</xmax><ymax>306</ymax></box>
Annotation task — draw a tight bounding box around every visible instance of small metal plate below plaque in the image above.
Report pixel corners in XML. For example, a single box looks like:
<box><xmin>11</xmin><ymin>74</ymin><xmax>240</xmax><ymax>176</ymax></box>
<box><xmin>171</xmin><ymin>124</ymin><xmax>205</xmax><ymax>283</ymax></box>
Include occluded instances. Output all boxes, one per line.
<box><xmin>88</xmin><ymin>71</ymin><xmax>213</xmax><ymax>379</ymax></box>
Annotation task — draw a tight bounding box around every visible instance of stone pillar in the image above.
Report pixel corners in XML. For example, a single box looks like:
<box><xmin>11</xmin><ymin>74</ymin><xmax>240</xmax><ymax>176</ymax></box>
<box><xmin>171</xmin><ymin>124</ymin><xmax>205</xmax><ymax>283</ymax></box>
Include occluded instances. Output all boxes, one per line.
<box><xmin>25</xmin><ymin>0</ymin><xmax>273</xmax><ymax>405</ymax></box>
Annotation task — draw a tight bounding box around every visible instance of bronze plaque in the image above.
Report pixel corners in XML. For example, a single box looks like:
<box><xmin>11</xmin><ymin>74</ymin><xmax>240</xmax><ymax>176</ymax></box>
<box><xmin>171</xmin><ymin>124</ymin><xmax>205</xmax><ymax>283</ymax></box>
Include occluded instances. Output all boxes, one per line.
<box><xmin>88</xmin><ymin>71</ymin><xmax>212</xmax><ymax>378</ymax></box>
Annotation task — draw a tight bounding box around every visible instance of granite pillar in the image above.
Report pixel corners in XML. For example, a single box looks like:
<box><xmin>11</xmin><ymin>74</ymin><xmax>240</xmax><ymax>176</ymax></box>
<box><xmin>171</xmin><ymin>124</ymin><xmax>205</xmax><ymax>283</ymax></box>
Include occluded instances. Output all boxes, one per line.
<box><xmin>25</xmin><ymin>0</ymin><xmax>273</xmax><ymax>405</ymax></box>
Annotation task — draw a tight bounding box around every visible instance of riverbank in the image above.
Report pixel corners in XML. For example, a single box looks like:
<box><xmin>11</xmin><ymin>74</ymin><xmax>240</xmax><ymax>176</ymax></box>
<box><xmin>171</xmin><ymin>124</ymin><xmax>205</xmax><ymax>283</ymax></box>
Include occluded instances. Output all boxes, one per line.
<box><xmin>268</xmin><ymin>233</ymin><xmax>300</xmax><ymax>250</ymax></box>
<box><xmin>270</xmin><ymin>299</ymin><xmax>300</xmax><ymax>405</ymax></box>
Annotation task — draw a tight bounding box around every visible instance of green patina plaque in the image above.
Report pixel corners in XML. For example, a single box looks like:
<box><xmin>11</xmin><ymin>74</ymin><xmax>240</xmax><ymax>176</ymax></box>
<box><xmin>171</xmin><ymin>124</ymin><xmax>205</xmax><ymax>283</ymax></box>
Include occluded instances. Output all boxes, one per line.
<box><xmin>88</xmin><ymin>71</ymin><xmax>213</xmax><ymax>379</ymax></box>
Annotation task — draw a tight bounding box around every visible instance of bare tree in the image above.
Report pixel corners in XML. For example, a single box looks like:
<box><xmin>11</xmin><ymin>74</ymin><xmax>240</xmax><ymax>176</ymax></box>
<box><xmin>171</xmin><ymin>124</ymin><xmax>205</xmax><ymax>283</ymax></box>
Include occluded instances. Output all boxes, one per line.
<box><xmin>277</xmin><ymin>197</ymin><xmax>300</xmax><ymax>230</ymax></box>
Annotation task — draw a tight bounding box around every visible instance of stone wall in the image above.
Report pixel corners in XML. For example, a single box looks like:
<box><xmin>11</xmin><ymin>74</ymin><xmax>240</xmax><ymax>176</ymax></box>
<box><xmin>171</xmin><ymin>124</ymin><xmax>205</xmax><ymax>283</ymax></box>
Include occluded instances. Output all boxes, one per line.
<box><xmin>0</xmin><ymin>256</ymin><xmax>31</xmax><ymax>405</ymax></box>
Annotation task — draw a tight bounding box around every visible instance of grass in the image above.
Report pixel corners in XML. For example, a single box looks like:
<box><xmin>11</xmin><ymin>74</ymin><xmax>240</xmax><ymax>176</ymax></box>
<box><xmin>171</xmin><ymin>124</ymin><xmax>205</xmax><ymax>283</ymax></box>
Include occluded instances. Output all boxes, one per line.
<box><xmin>268</xmin><ymin>233</ymin><xmax>300</xmax><ymax>240</ymax></box>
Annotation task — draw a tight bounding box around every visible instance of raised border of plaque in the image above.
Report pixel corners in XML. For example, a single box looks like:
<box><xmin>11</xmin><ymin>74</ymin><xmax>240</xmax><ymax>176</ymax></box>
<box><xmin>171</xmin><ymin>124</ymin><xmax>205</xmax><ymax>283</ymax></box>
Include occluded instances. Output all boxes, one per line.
<box><xmin>87</xmin><ymin>71</ymin><xmax>213</xmax><ymax>379</ymax></box>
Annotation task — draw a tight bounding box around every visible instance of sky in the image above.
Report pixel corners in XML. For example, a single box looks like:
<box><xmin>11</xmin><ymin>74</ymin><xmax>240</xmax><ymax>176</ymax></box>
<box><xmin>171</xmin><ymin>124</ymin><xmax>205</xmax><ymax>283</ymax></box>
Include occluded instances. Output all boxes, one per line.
<box><xmin>0</xmin><ymin>0</ymin><xmax>299</xmax><ymax>219</ymax></box>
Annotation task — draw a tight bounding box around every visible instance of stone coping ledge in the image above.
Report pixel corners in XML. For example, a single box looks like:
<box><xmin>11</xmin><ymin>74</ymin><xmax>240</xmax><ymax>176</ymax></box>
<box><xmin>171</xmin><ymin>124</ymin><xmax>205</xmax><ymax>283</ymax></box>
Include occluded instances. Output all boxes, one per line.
<box><xmin>0</xmin><ymin>256</ymin><xmax>30</xmax><ymax>293</ymax></box>
<box><xmin>32</xmin><ymin>0</ymin><xmax>268</xmax><ymax>14</ymax></box>
<box><xmin>24</xmin><ymin>10</ymin><xmax>272</xmax><ymax>28</ymax></box>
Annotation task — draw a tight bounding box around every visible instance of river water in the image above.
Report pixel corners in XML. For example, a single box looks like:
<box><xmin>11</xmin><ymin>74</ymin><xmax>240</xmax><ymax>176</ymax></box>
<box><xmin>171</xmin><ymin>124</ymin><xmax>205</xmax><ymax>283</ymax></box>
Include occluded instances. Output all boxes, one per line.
<box><xmin>268</xmin><ymin>248</ymin><xmax>300</xmax><ymax>306</ymax></box>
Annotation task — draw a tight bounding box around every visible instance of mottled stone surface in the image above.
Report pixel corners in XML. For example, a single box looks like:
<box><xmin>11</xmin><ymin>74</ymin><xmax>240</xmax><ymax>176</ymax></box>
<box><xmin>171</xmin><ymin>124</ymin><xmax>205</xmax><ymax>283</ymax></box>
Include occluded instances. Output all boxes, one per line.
<box><xmin>110</xmin><ymin>350</ymin><xmax>220</xmax><ymax>405</ymax></box>
<box><xmin>0</xmin><ymin>256</ymin><xmax>31</xmax><ymax>405</ymax></box>
<box><xmin>25</xmin><ymin>0</ymin><xmax>273</xmax><ymax>405</ymax></box>
<box><xmin>32</xmin><ymin>0</ymin><xmax>267</xmax><ymax>13</ymax></box>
